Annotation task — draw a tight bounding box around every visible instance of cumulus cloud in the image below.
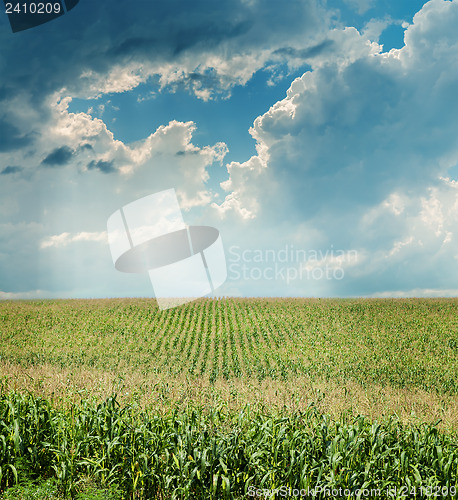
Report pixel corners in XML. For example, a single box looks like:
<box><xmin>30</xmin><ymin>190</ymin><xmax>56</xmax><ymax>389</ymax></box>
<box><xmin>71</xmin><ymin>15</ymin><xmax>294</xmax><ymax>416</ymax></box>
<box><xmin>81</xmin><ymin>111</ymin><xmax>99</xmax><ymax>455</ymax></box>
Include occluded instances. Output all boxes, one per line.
<box><xmin>0</xmin><ymin>0</ymin><xmax>331</xmax><ymax>298</ymax></box>
<box><xmin>2</xmin><ymin>0</ymin><xmax>457</xmax><ymax>299</ymax></box>
<box><xmin>0</xmin><ymin>119</ymin><xmax>35</xmax><ymax>152</ymax></box>
<box><xmin>0</xmin><ymin>91</ymin><xmax>229</xmax><ymax>295</ymax></box>
<box><xmin>215</xmin><ymin>0</ymin><xmax>458</xmax><ymax>296</ymax></box>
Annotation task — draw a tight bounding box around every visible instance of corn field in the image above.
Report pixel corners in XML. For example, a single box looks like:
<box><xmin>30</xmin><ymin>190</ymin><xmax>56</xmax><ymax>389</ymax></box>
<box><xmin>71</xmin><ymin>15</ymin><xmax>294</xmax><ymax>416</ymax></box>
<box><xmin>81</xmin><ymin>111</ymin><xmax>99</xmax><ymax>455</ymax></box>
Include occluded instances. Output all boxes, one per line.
<box><xmin>1</xmin><ymin>298</ymin><xmax>458</xmax><ymax>498</ymax></box>
<box><xmin>1</xmin><ymin>298</ymin><xmax>458</xmax><ymax>392</ymax></box>
<box><xmin>0</xmin><ymin>391</ymin><xmax>457</xmax><ymax>499</ymax></box>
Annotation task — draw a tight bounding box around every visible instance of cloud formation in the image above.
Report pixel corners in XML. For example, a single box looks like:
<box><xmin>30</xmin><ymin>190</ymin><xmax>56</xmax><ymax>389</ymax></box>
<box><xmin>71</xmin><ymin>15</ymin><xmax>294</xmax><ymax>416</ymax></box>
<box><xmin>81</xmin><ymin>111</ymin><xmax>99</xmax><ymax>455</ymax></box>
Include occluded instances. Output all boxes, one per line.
<box><xmin>0</xmin><ymin>90</ymin><xmax>228</xmax><ymax>296</ymax></box>
<box><xmin>1</xmin><ymin>0</ymin><xmax>457</xmax><ymax>299</ymax></box>
<box><xmin>215</xmin><ymin>0</ymin><xmax>458</xmax><ymax>295</ymax></box>
<box><xmin>0</xmin><ymin>0</ymin><xmax>330</xmax><ymax>104</ymax></box>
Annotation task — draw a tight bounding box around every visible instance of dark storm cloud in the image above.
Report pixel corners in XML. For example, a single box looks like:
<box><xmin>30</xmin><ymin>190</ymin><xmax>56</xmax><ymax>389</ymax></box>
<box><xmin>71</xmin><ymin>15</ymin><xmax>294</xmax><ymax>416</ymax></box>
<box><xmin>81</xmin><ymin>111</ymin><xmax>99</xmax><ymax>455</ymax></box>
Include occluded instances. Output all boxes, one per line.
<box><xmin>109</xmin><ymin>18</ymin><xmax>253</xmax><ymax>59</ymax></box>
<box><xmin>0</xmin><ymin>119</ymin><xmax>34</xmax><ymax>152</ymax></box>
<box><xmin>0</xmin><ymin>86</ymin><xmax>15</xmax><ymax>102</ymax></box>
<box><xmin>172</xmin><ymin>19</ymin><xmax>254</xmax><ymax>55</ymax></box>
<box><xmin>87</xmin><ymin>159</ymin><xmax>115</xmax><ymax>173</ymax></box>
<box><xmin>41</xmin><ymin>146</ymin><xmax>74</xmax><ymax>167</ymax></box>
<box><xmin>0</xmin><ymin>0</ymin><xmax>326</xmax><ymax>101</ymax></box>
<box><xmin>272</xmin><ymin>40</ymin><xmax>335</xmax><ymax>60</ymax></box>
<box><xmin>1</xmin><ymin>166</ymin><xmax>23</xmax><ymax>175</ymax></box>
<box><xmin>176</xmin><ymin>149</ymin><xmax>200</xmax><ymax>156</ymax></box>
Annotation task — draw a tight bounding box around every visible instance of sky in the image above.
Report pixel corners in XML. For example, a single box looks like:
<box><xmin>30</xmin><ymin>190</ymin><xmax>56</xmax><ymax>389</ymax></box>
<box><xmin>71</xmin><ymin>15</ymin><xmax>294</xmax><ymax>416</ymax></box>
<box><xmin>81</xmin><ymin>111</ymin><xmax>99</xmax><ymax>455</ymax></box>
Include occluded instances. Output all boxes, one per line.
<box><xmin>1</xmin><ymin>0</ymin><xmax>458</xmax><ymax>300</ymax></box>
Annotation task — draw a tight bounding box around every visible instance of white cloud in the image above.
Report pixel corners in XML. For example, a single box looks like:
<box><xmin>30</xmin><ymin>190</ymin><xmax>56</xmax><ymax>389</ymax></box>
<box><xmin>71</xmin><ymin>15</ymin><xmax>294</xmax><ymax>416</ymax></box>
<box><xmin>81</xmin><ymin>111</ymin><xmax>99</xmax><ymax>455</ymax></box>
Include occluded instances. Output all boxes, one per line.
<box><xmin>213</xmin><ymin>0</ymin><xmax>458</xmax><ymax>295</ymax></box>
<box><xmin>41</xmin><ymin>231</ymin><xmax>107</xmax><ymax>249</ymax></box>
<box><xmin>362</xmin><ymin>17</ymin><xmax>397</xmax><ymax>43</ymax></box>
<box><xmin>0</xmin><ymin>290</ymin><xmax>57</xmax><ymax>300</ymax></box>
<box><xmin>214</xmin><ymin>154</ymin><xmax>269</xmax><ymax>220</ymax></box>
<box><xmin>382</xmin><ymin>193</ymin><xmax>406</xmax><ymax>216</ymax></box>
<box><xmin>420</xmin><ymin>188</ymin><xmax>444</xmax><ymax>236</ymax></box>
<box><xmin>386</xmin><ymin>236</ymin><xmax>415</xmax><ymax>258</ymax></box>
<box><xmin>0</xmin><ymin>92</ymin><xmax>230</xmax><ymax>296</ymax></box>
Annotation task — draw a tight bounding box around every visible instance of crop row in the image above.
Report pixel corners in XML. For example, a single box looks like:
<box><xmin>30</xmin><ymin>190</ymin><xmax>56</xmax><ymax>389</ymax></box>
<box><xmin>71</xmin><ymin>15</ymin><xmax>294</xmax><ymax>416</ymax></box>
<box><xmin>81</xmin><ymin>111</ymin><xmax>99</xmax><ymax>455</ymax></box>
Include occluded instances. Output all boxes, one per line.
<box><xmin>1</xmin><ymin>298</ymin><xmax>457</xmax><ymax>394</ymax></box>
<box><xmin>1</xmin><ymin>391</ymin><xmax>458</xmax><ymax>499</ymax></box>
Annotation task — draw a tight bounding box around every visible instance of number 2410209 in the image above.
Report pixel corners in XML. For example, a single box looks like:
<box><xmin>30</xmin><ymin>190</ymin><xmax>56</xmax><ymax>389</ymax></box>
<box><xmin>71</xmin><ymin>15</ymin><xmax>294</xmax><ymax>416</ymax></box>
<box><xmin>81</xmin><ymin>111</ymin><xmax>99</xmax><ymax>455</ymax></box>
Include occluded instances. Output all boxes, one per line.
<box><xmin>5</xmin><ymin>2</ymin><xmax>62</xmax><ymax>14</ymax></box>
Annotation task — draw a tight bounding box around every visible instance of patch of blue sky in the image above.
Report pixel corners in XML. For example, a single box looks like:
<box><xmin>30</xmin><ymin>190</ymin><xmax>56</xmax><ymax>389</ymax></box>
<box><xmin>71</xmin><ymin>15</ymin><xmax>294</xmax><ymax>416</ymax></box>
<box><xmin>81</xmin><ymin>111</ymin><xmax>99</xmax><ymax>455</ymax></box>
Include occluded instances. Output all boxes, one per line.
<box><xmin>378</xmin><ymin>23</ymin><xmax>406</xmax><ymax>51</ymax></box>
<box><xmin>67</xmin><ymin>64</ymin><xmax>307</xmax><ymax>190</ymax></box>
<box><xmin>328</xmin><ymin>0</ymin><xmax>429</xmax><ymax>50</ymax></box>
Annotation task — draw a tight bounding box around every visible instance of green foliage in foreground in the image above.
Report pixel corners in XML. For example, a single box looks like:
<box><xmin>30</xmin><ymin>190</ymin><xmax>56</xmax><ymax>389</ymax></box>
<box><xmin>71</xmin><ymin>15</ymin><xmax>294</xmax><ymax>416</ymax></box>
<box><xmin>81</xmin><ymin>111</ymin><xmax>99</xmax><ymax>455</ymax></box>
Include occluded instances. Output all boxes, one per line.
<box><xmin>0</xmin><ymin>392</ymin><xmax>457</xmax><ymax>499</ymax></box>
<box><xmin>0</xmin><ymin>477</ymin><xmax>122</xmax><ymax>500</ymax></box>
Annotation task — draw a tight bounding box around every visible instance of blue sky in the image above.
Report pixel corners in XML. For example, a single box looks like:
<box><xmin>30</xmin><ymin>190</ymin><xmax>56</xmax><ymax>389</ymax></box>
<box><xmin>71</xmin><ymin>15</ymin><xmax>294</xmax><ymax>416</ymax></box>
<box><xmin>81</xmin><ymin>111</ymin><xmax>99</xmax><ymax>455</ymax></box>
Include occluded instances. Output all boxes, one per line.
<box><xmin>1</xmin><ymin>0</ymin><xmax>458</xmax><ymax>300</ymax></box>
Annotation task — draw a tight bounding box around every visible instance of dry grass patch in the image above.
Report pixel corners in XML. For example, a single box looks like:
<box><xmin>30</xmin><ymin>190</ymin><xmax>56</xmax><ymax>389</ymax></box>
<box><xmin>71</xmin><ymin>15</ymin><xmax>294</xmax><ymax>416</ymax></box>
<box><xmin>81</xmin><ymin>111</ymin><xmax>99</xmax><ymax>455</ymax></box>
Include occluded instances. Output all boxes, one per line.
<box><xmin>1</xmin><ymin>360</ymin><xmax>458</xmax><ymax>432</ymax></box>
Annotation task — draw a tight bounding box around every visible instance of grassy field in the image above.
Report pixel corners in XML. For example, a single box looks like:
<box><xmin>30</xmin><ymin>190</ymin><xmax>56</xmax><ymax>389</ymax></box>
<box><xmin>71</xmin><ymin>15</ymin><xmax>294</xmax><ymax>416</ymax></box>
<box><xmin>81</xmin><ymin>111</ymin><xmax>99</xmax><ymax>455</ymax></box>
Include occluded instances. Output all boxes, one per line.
<box><xmin>0</xmin><ymin>298</ymin><xmax>458</xmax><ymax>498</ymax></box>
